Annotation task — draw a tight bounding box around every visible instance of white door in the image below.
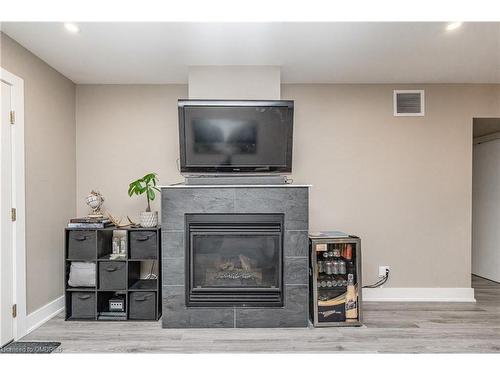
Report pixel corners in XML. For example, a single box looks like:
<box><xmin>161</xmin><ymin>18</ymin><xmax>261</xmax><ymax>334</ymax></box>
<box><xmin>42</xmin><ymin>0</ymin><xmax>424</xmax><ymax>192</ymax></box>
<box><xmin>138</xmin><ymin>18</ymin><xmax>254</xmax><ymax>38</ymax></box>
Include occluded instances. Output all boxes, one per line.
<box><xmin>0</xmin><ymin>80</ymin><xmax>14</xmax><ymax>347</ymax></box>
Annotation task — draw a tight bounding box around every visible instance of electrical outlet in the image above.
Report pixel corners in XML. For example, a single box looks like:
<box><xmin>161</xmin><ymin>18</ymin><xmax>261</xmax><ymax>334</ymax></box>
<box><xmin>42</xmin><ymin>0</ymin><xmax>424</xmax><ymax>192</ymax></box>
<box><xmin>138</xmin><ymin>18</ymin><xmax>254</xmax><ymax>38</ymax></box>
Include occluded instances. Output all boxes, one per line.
<box><xmin>379</xmin><ymin>266</ymin><xmax>390</xmax><ymax>278</ymax></box>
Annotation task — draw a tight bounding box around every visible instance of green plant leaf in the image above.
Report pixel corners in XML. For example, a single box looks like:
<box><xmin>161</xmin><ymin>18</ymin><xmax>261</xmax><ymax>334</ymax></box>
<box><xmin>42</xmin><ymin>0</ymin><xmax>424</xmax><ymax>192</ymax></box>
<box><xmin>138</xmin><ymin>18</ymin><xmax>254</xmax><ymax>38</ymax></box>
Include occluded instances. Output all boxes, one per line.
<box><xmin>147</xmin><ymin>188</ymin><xmax>155</xmax><ymax>201</ymax></box>
<box><xmin>130</xmin><ymin>182</ymin><xmax>138</xmax><ymax>195</ymax></box>
<box><xmin>143</xmin><ymin>173</ymin><xmax>156</xmax><ymax>183</ymax></box>
<box><xmin>136</xmin><ymin>181</ymin><xmax>145</xmax><ymax>193</ymax></box>
<box><xmin>130</xmin><ymin>179</ymin><xmax>138</xmax><ymax>198</ymax></box>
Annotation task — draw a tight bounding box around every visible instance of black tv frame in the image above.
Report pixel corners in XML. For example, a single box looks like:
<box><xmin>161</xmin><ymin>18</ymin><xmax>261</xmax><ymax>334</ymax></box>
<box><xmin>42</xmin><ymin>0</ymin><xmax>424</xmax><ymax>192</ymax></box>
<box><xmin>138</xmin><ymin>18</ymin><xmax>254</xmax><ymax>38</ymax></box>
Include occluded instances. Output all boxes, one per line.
<box><xmin>178</xmin><ymin>99</ymin><xmax>294</xmax><ymax>175</ymax></box>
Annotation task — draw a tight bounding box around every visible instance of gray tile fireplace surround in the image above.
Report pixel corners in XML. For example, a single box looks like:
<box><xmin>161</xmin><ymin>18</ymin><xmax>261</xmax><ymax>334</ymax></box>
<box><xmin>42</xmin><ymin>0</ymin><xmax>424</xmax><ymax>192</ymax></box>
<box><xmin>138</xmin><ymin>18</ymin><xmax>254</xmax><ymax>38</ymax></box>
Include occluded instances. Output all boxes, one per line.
<box><xmin>161</xmin><ymin>185</ymin><xmax>310</xmax><ymax>328</ymax></box>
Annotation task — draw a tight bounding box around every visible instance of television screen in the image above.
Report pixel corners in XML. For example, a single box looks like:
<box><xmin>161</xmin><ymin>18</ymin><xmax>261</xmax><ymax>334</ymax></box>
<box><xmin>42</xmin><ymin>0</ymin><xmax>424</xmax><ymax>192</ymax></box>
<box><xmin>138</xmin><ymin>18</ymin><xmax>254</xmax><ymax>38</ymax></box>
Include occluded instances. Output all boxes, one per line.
<box><xmin>178</xmin><ymin>100</ymin><xmax>294</xmax><ymax>174</ymax></box>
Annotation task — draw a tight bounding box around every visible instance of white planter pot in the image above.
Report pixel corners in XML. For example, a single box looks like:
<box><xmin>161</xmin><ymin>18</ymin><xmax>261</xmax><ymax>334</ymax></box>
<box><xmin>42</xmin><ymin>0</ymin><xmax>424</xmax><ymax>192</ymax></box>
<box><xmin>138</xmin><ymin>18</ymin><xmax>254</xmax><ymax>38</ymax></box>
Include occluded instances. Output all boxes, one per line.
<box><xmin>140</xmin><ymin>211</ymin><xmax>158</xmax><ymax>228</ymax></box>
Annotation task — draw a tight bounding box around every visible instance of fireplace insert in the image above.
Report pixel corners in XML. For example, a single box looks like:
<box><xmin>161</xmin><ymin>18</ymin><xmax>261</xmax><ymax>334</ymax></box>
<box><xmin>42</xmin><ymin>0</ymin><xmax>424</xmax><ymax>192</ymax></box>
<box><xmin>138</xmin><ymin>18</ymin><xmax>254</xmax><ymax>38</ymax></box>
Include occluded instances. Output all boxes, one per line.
<box><xmin>185</xmin><ymin>213</ymin><xmax>284</xmax><ymax>307</ymax></box>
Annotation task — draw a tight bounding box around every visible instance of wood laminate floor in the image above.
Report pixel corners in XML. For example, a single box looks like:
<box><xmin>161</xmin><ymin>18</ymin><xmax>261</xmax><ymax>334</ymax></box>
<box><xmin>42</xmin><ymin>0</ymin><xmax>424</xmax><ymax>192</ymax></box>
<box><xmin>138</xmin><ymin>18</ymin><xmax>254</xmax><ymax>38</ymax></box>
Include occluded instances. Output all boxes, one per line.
<box><xmin>22</xmin><ymin>275</ymin><xmax>500</xmax><ymax>353</ymax></box>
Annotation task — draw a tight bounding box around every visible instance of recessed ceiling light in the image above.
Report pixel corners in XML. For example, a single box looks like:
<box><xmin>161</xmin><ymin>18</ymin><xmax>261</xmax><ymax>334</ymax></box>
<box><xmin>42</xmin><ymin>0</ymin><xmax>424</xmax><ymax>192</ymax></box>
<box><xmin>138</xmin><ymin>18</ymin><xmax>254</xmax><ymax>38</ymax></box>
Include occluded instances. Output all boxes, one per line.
<box><xmin>446</xmin><ymin>22</ymin><xmax>463</xmax><ymax>31</ymax></box>
<box><xmin>64</xmin><ymin>23</ymin><xmax>80</xmax><ymax>34</ymax></box>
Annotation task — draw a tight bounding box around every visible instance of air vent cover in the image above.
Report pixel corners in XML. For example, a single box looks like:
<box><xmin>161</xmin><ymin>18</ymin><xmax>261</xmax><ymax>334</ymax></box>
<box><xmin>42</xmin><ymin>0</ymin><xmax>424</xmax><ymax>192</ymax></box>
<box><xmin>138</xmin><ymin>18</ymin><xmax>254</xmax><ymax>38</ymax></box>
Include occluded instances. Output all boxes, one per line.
<box><xmin>393</xmin><ymin>90</ymin><xmax>425</xmax><ymax>116</ymax></box>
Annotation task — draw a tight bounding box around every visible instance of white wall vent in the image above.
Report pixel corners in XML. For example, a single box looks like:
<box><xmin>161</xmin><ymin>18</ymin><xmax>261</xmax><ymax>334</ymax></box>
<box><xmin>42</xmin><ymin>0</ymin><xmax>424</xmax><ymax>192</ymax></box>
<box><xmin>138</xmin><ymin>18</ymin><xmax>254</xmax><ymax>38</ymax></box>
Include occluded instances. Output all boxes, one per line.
<box><xmin>393</xmin><ymin>90</ymin><xmax>425</xmax><ymax>117</ymax></box>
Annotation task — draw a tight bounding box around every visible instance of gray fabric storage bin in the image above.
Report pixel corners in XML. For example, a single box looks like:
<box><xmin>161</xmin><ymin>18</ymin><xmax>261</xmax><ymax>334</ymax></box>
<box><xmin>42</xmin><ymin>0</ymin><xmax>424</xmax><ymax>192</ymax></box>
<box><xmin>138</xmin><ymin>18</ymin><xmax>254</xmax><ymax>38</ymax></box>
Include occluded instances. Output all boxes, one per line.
<box><xmin>71</xmin><ymin>292</ymin><xmax>95</xmax><ymax>319</ymax></box>
<box><xmin>68</xmin><ymin>262</ymin><xmax>96</xmax><ymax>287</ymax></box>
<box><xmin>129</xmin><ymin>292</ymin><xmax>156</xmax><ymax>320</ymax></box>
<box><xmin>68</xmin><ymin>230</ymin><xmax>96</xmax><ymax>259</ymax></box>
<box><xmin>129</xmin><ymin>231</ymin><xmax>157</xmax><ymax>259</ymax></box>
<box><xmin>99</xmin><ymin>261</ymin><xmax>127</xmax><ymax>290</ymax></box>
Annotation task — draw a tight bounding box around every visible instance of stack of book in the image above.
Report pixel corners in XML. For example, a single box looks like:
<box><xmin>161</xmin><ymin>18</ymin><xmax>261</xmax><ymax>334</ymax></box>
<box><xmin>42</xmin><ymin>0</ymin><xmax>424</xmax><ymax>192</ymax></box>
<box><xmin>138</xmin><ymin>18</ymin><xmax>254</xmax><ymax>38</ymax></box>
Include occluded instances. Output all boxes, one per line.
<box><xmin>67</xmin><ymin>217</ymin><xmax>113</xmax><ymax>229</ymax></box>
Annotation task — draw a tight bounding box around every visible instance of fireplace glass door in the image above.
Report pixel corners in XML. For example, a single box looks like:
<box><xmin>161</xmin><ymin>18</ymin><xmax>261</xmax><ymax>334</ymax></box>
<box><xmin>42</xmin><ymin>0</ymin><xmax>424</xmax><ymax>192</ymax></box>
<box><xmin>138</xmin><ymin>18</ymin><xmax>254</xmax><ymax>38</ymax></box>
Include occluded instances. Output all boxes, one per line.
<box><xmin>186</xmin><ymin>214</ymin><xmax>284</xmax><ymax>307</ymax></box>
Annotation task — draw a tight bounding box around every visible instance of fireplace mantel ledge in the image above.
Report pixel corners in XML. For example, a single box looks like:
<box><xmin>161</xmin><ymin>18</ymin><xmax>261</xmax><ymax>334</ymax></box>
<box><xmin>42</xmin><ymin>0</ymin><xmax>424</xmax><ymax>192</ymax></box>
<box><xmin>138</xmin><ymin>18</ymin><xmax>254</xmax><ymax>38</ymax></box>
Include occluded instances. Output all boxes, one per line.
<box><xmin>159</xmin><ymin>184</ymin><xmax>312</xmax><ymax>188</ymax></box>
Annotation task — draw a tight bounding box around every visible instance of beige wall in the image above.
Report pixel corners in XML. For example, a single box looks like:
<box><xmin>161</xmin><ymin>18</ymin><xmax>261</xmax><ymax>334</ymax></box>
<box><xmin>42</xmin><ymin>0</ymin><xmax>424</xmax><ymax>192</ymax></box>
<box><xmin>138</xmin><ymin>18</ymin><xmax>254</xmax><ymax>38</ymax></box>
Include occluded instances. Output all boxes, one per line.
<box><xmin>76</xmin><ymin>83</ymin><xmax>500</xmax><ymax>289</ymax></box>
<box><xmin>76</xmin><ymin>85</ymin><xmax>187</xmax><ymax>219</ymax></box>
<box><xmin>1</xmin><ymin>33</ymin><xmax>76</xmax><ymax>313</ymax></box>
<box><xmin>284</xmin><ymin>84</ymin><xmax>499</xmax><ymax>287</ymax></box>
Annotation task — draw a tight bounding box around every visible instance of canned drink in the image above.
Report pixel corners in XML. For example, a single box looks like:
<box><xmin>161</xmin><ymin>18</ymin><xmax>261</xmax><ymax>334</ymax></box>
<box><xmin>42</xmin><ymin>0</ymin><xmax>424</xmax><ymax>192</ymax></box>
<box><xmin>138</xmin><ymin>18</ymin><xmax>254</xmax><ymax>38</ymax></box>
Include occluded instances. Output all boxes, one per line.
<box><xmin>326</xmin><ymin>280</ymin><xmax>333</xmax><ymax>287</ymax></box>
<box><xmin>338</xmin><ymin>260</ymin><xmax>347</xmax><ymax>275</ymax></box>
<box><xmin>332</xmin><ymin>260</ymin><xmax>340</xmax><ymax>275</ymax></box>
<box><xmin>325</xmin><ymin>261</ymin><xmax>334</xmax><ymax>275</ymax></box>
<box><xmin>320</xmin><ymin>280</ymin><xmax>327</xmax><ymax>287</ymax></box>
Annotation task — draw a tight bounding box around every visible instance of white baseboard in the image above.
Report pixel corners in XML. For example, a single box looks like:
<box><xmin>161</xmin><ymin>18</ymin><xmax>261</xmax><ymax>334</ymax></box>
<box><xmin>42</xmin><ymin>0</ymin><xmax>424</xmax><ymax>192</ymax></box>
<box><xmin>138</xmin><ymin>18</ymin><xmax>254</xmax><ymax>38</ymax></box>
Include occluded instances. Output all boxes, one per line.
<box><xmin>23</xmin><ymin>295</ymin><xmax>64</xmax><ymax>337</ymax></box>
<box><xmin>363</xmin><ymin>288</ymin><xmax>476</xmax><ymax>302</ymax></box>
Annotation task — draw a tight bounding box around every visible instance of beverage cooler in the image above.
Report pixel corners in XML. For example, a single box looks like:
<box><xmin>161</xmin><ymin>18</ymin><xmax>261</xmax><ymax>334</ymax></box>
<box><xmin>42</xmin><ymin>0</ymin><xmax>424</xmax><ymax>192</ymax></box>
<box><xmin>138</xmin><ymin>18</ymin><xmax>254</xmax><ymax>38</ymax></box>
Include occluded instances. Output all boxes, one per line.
<box><xmin>309</xmin><ymin>232</ymin><xmax>362</xmax><ymax>327</ymax></box>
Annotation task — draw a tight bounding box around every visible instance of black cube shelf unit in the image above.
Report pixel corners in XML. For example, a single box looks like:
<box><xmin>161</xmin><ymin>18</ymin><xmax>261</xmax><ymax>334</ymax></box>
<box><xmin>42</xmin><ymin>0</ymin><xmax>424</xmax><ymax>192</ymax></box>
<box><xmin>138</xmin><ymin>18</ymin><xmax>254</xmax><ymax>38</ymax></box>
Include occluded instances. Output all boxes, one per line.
<box><xmin>64</xmin><ymin>226</ymin><xmax>162</xmax><ymax>321</ymax></box>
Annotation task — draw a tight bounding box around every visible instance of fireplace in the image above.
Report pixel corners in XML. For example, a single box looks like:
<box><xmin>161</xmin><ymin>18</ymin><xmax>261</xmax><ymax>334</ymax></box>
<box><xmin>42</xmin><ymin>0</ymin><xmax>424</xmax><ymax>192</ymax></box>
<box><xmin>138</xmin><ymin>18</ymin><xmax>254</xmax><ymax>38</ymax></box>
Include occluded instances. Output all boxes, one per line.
<box><xmin>162</xmin><ymin>186</ymin><xmax>309</xmax><ymax>328</ymax></box>
<box><xmin>186</xmin><ymin>213</ymin><xmax>284</xmax><ymax>307</ymax></box>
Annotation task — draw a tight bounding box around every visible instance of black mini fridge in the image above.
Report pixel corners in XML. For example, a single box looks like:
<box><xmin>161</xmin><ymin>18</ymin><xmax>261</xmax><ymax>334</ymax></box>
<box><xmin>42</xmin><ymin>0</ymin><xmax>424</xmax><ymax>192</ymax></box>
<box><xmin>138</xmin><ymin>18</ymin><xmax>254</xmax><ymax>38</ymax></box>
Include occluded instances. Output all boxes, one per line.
<box><xmin>309</xmin><ymin>231</ymin><xmax>362</xmax><ymax>327</ymax></box>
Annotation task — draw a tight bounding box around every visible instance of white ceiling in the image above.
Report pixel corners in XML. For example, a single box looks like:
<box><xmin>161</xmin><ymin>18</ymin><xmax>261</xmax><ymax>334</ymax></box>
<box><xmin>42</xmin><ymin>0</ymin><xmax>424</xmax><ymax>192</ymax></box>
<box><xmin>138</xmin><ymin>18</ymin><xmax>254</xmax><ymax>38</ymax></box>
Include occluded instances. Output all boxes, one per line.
<box><xmin>2</xmin><ymin>22</ymin><xmax>500</xmax><ymax>84</ymax></box>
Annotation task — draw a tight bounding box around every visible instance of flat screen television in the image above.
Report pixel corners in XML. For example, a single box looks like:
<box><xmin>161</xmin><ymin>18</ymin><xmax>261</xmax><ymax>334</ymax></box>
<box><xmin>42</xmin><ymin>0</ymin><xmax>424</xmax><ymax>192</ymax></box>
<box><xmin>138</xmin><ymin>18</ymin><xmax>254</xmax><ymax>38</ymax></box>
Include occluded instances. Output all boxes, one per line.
<box><xmin>178</xmin><ymin>100</ymin><xmax>294</xmax><ymax>174</ymax></box>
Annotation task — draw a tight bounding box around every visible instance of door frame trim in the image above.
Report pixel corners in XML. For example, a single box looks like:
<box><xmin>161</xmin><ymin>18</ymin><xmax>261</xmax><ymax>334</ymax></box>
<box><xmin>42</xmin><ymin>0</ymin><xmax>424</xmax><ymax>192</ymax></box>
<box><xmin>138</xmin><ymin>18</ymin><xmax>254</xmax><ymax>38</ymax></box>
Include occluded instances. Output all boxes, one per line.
<box><xmin>0</xmin><ymin>68</ymin><xmax>26</xmax><ymax>340</ymax></box>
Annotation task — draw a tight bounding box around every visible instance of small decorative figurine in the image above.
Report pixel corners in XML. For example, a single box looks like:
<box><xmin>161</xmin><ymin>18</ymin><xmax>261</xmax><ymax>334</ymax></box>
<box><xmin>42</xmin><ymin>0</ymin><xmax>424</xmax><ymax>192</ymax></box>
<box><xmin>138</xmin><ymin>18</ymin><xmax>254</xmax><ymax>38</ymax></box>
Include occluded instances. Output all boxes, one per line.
<box><xmin>85</xmin><ymin>190</ymin><xmax>104</xmax><ymax>218</ymax></box>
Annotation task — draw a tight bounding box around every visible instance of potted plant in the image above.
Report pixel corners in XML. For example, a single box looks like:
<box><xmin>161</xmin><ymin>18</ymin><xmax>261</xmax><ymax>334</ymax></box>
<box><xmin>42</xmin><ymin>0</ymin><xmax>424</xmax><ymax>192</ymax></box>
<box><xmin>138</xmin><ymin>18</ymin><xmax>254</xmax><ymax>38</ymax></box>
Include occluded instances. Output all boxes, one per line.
<box><xmin>128</xmin><ymin>172</ymin><xmax>160</xmax><ymax>227</ymax></box>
